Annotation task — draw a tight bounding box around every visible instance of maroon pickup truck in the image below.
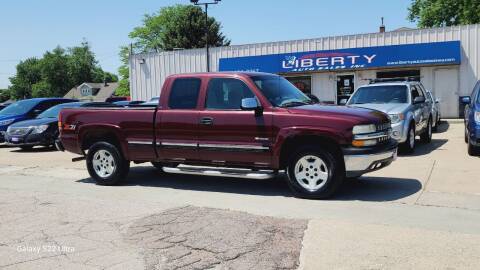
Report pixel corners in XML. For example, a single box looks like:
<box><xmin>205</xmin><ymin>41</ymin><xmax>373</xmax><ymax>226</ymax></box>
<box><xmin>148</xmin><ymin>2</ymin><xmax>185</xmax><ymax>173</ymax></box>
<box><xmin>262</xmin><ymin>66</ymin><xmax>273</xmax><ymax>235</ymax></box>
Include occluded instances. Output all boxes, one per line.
<box><xmin>59</xmin><ymin>72</ymin><xmax>397</xmax><ymax>199</ymax></box>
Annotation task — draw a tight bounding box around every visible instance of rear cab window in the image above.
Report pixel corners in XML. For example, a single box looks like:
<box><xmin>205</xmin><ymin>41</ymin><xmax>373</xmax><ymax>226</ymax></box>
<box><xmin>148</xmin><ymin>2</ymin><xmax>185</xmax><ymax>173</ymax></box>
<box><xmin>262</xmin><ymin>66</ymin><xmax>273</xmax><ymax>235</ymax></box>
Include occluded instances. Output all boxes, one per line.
<box><xmin>168</xmin><ymin>78</ymin><xmax>202</xmax><ymax>109</ymax></box>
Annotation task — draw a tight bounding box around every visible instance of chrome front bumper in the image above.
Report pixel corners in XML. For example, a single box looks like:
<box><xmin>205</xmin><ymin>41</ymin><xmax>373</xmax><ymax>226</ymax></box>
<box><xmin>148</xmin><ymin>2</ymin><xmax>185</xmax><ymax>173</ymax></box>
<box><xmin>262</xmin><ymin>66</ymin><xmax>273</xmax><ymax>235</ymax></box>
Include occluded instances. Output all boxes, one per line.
<box><xmin>344</xmin><ymin>148</ymin><xmax>397</xmax><ymax>177</ymax></box>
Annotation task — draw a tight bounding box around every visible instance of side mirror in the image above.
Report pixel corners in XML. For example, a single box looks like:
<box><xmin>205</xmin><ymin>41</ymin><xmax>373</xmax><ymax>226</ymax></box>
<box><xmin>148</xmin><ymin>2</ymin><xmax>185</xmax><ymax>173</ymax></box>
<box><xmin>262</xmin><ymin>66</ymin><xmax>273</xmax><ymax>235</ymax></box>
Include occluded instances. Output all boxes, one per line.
<box><xmin>461</xmin><ymin>96</ymin><xmax>471</xmax><ymax>105</ymax></box>
<box><xmin>241</xmin><ymin>98</ymin><xmax>263</xmax><ymax>116</ymax></box>
<box><xmin>339</xmin><ymin>99</ymin><xmax>348</xmax><ymax>106</ymax></box>
<box><xmin>435</xmin><ymin>98</ymin><xmax>440</xmax><ymax>104</ymax></box>
<box><xmin>306</xmin><ymin>93</ymin><xmax>319</xmax><ymax>103</ymax></box>
<box><xmin>413</xmin><ymin>96</ymin><xmax>426</xmax><ymax>104</ymax></box>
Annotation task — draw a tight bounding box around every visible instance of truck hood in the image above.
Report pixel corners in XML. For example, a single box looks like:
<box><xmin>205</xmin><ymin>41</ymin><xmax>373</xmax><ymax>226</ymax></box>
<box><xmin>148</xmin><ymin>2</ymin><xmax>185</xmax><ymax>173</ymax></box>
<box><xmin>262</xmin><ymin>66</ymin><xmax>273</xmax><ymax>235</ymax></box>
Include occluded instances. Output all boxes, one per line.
<box><xmin>9</xmin><ymin>117</ymin><xmax>57</xmax><ymax>128</ymax></box>
<box><xmin>348</xmin><ymin>103</ymin><xmax>410</xmax><ymax>115</ymax></box>
<box><xmin>287</xmin><ymin>104</ymin><xmax>389</xmax><ymax>123</ymax></box>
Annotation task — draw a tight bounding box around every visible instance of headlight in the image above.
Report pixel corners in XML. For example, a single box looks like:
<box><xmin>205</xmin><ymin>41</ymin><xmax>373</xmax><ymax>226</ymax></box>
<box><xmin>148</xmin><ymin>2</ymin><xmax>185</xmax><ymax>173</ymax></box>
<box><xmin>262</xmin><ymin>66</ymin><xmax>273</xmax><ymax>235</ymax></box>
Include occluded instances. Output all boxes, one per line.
<box><xmin>475</xmin><ymin>111</ymin><xmax>480</xmax><ymax>123</ymax></box>
<box><xmin>388</xmin><ymin>113</ymin><xmax>405</xmax><ymax>124</ymax></box>
<box><xmin>30</xmin><ymin>125</ymin><xmax>49</xmax><ymax>134</ymax></box>
<box><xmin>352</xmin><ymin>124</ymin><xmax>376</xmax><ymax>135</ymax></box>
<box><xmin>0</xmin><ymin>119</ymin><xmax>14</xmax><ymax>126</ymax></box>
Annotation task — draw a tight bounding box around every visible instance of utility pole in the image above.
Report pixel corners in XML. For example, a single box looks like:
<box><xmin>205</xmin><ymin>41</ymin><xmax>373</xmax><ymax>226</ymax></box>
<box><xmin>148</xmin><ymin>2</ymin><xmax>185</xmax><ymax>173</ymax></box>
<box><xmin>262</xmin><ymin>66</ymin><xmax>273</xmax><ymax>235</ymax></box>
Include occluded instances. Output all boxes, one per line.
<box><xmin>190</xmin><ymin>0</ymin><xmax>221</xmax><ymax>72</ymax></box>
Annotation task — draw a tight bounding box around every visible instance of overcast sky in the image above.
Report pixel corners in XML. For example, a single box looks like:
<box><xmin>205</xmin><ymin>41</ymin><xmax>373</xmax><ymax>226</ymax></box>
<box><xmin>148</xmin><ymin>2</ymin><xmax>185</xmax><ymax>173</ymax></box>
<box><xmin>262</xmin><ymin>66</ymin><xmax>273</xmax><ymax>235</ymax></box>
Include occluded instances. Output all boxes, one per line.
<box><xmin>0</xmin><ymin>0</ymin><xmax>416</xmax><ymax>88</ymax></box>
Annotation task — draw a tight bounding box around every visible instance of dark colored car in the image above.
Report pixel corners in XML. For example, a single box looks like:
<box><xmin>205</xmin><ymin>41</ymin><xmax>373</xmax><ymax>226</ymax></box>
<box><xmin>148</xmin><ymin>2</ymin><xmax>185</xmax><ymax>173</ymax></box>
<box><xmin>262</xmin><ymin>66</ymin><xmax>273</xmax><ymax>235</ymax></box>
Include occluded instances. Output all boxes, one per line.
<box><xmin>113</xmin><ymin>100</ymin><xmax>145</xmax><ymax>106</ymax></box>
<box><xmin>59</xmin><ymin>72</ymin><xmax>397</xmax><ymax>199</ymax></box>
<box><xmin>5</xmin><ymin>102</ymin><xmax>120</xmax><ymax>150</ymax></box>
<box><xmin>0</xmin><ymin>98</ymin><xmax>77</xmax><ymax>143</ymax></box>
<box><xmin>462</xmin><ymin>80</ymin><xmax>480</xmax><ymax>156</ymax></box>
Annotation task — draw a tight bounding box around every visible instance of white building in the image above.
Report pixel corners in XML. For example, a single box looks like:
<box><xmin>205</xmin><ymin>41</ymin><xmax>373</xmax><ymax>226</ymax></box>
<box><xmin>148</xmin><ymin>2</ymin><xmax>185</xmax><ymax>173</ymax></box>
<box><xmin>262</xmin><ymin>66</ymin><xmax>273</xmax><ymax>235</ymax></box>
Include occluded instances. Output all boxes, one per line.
<box><xmin>129</xmin><ymin>24</ymin><xmax>480</xmax><ymax>118</ymax></box>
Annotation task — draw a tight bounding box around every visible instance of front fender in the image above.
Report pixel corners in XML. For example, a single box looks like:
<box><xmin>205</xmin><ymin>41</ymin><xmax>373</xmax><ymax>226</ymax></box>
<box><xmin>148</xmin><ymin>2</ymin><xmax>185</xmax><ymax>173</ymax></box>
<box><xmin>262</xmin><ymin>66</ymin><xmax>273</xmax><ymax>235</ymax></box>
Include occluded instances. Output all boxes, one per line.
<box><xmin>272</xmin><ymin>126</ymin><xmax>349</xmax><ymax>168</ymax></box>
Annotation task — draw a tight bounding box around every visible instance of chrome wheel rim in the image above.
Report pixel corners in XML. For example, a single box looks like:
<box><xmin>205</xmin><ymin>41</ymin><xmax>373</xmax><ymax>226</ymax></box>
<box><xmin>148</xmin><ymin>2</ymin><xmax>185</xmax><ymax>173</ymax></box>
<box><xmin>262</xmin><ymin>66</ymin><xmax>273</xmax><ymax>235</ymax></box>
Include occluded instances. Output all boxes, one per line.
<box><xmin>294</xmin><ymin>155</ymin><xmax>329</xmax><ymax>192</ymax></box>
<box><xmin>92</xmin><ymin>150</ymin><xmax>116</xmax><ymax>178</ymax></box>
<box><xmin>409</xmin><ymin>128</ymin><xmax>415</xmax><ymax>149</ymax></box>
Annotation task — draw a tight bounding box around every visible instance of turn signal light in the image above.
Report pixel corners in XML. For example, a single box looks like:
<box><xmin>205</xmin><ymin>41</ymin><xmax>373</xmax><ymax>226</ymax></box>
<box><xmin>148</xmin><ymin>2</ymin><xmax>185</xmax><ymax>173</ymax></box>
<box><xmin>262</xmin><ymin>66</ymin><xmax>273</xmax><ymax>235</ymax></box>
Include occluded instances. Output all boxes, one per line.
<box><xmin>352</xmin><ymin>139</ymin><xmax>377</xmax><ymax>147</ymax></box>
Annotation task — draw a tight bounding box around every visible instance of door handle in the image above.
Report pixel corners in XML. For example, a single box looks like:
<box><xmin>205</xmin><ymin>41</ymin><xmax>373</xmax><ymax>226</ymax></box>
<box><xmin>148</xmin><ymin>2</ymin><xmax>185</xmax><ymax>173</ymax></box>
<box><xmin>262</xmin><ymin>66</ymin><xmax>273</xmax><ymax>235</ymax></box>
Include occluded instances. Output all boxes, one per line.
<box><xmin>200</xmin><ymin>117</ymin><xmax>213</xmax><ymax>125</ymax></box>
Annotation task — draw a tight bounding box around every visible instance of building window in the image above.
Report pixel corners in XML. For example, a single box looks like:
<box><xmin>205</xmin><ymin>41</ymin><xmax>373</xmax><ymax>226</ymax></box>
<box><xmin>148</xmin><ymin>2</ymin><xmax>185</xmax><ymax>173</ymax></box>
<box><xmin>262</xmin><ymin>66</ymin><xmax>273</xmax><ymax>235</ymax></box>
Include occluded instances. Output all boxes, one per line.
<box><xmin>377</xmin><ymin>70</ymin><xmax>420</xmax><ymax>81</ymax></box>
<box><xmin>284</xmin><ymin>76</ymin><xmax>312</xmax><ymax>94</ymax></box>
<box><xmin>80</xmin><ymin>86</ymin><xmax>91</xmax><ymax>96</ymax></box>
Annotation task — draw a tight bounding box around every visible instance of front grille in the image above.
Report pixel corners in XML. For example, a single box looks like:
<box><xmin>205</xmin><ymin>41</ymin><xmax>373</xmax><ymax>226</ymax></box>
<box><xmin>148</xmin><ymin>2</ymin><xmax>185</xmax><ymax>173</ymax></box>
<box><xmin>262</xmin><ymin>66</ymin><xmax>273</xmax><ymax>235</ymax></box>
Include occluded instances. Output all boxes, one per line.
<box><xmin>376</xmin><ymin>122</ymin><xmax>391</xmax><ymax>132</ymax></box>
<box><xmin>7</xmin><ymin>127</ymin><xmax>31</xmax><ymax>136</ymax></box>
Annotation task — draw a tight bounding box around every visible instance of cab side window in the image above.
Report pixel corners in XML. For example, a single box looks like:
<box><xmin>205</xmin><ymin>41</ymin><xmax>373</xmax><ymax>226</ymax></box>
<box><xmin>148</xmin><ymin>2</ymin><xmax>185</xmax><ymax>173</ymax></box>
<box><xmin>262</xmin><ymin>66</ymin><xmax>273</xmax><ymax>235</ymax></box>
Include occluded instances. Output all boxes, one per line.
<box><xmin>168</xmin><ymin>78</ymin><xmax>202</xmax><ymax>109</ymax></box>
<box><xmin>205</xmin><ymin>78</ymin><xmax>255</xmax><ymax>110</ymax></box>
<box><xmin>411</xmin><ymin>85</ymin><xmax>423</xmax><ymax>102</ymax></box>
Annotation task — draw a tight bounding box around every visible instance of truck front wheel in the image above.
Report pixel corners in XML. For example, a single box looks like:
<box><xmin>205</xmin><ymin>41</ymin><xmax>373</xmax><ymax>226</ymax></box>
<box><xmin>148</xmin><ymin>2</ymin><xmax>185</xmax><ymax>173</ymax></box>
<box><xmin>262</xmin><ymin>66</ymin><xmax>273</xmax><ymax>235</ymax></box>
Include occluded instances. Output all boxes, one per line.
<box><xmin>286</xmin><ymin>146</ymin><xmax>344</xmax><ymax>199</ymax></box>
<box><xmin>86</xmin><ymin>142</ymin><xmax>130</xmax><ymax>185</ymax></box>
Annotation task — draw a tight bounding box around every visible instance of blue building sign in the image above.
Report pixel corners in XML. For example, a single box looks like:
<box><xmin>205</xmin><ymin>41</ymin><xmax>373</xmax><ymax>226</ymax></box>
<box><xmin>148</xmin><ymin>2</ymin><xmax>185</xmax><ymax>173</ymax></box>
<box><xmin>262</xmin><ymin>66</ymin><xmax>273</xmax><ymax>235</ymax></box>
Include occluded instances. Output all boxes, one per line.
<box><xmin>219</xmin><ymin>41</ymin><xmax>461</xmax><ymax>73</ymax></box>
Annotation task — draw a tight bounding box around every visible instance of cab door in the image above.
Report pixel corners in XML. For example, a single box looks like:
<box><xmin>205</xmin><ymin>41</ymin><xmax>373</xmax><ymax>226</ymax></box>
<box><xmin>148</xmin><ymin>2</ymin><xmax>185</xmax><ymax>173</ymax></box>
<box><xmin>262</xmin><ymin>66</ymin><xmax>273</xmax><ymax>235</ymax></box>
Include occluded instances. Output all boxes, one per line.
<box><xmin>155</xmin><ymin>78</ymin><xmax>203</xmax><ymax>163</ymax></box>
<box><xmin>196</xmin><ymin>77</ymin><xmax>273</xmax><ymax>167</ymax></box>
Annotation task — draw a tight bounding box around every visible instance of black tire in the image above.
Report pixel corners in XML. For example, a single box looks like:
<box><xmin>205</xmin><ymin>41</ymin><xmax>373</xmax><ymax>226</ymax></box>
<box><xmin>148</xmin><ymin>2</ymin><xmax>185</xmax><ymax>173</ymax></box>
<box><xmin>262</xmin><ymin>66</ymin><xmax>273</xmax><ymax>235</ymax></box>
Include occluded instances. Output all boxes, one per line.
<box><xmin>468</xmin><ymin>138</ymin><xmax>480</xmax><ymax>156</ymax></box>
<box><xmin>465</xmin><ymin>125</ymin><xmax>469</xmax><ymax>143</ymax></box>
<box><xmin>19</xmin><ymin>145</ymin><xmax>33</xmax><ymax>151</ymax></box>
<box><xmin>401</xmin><ymin>124</ymin><xmax>416</xmax><ymax>154</ymax></box>
<box><xmin>151</xmin><ymin>162</ymin><xmax>165</xmax><ymax>172</ymax></box>
<box><xmin>285</xmin><ymin>145</ymin><xmax>344</xmax><ymax>199</ymax></box>
<box><xmin>420</xmin><ymin>117</ymin><xmax>432</xmax><ymax>143</ymax></box>
<box><xmin>86</xmin><ymin>142</ymin><xmax>130</xmax><ymax>185</ymax></box>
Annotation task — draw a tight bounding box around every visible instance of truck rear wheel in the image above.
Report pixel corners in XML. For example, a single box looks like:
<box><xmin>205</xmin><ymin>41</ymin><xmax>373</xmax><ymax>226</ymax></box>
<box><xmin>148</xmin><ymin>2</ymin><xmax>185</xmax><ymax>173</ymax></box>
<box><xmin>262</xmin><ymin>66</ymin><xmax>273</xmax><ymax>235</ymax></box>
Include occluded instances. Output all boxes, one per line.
<box><xmin>286</xmin><ymin>146</ymin><xmax>344</xmax><ymax>199</ymax></box>
<box><xmin>86</xmin><ymin>142</ymin><xmax>130</xmax><ymax>185</ymax></box>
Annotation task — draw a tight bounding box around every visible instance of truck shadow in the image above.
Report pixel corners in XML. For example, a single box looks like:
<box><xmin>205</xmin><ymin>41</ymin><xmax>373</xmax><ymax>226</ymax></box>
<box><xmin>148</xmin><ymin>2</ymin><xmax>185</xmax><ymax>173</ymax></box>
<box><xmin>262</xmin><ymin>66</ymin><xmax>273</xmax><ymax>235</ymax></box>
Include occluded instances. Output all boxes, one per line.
<box><xmin>77</xmin><ymin>167</ymin><xmax>422</xmax><ymax>202</ymax></box>
<box><xmin>398</xmin><ymin>138</ymin><xmax>448</xmax><ymax>157</ymax></box>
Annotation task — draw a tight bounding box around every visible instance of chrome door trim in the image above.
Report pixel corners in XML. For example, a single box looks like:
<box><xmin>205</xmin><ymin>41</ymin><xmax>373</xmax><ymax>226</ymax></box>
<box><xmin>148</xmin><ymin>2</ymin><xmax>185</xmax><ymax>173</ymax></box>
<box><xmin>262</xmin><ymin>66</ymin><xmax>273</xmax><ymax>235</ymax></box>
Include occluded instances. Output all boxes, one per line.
<box><xmin>198</xmin><ymin>143</ymin><xmax>269</xmax><ymax>151</ymax></box>
<box><xmin>128</xmin><ymin>140</ymin><xmax>153</xmax><ymax>145</ymax></box>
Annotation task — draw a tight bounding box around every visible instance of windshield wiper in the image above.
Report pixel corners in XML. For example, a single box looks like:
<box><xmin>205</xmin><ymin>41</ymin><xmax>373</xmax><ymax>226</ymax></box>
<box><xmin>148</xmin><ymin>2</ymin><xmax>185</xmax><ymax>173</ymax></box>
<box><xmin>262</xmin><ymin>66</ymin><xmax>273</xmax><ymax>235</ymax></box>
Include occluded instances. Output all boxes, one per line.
<box><xmin>280</xmin><ymin>101</ymin><xmax>309</xmax><ymax>108</ymax></box>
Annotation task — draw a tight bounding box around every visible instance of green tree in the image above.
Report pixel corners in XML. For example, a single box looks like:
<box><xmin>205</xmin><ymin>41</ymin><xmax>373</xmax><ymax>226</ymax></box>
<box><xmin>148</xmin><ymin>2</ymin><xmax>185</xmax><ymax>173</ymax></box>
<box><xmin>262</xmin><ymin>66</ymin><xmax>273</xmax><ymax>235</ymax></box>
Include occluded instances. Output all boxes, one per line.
<box><xmin>40</xmin><ymin>46</ymin><xmax>70</xmax><ymax>97</ymax></box>
<box><xmin>115</xmin><ymin>46</ymin><xmax>131</xmax><ymax>96</ymax></box>
<box><xmin>9</xmin><ymin>41</ymin><xmax>118</xmax><ymax>98</ymax></box>
<box><xmin>0</xmin><ymin>89</ymin><xmax>11</xmax><ymax>102</ymax></box>
<box><xmin>116</xmin><ymin>4</ymin><xmax>230</xmax><ymax>96</ymax></box>
<box><xmin>9</xmin><ymin>58</ymin><xmax>42</xmax><ymax>99</ymax></box>
<box><xmin>408</xmin><ymin>0</ymin><xmax>480</xmax><ymax>27</ymax></box>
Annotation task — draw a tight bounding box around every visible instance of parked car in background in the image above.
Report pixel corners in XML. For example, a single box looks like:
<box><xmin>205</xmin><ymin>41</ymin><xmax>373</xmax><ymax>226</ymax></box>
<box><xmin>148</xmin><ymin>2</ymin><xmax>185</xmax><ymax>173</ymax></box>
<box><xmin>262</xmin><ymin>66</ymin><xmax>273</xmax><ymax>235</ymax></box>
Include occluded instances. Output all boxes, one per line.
<box><xmin>426</xmin><ymin>90</ymin><xmax>441</xmax><ymax>131</ymax></box>
<box><xmin>5</xmin><ymin>102</ymin><xmax>120</xmax><ymax>150</ymax></box>
<box><xmin>105</xmin><ymin>97</ymin><xmax>128</xmax><ymax>103</ymax></box>
<box><xmin>345</xmin><ymin>78</ymin><xmax>433</xmax><ymax>153</ymax></box>
<box><xmin>113</xmin><ymin>100</ymin><xmax>145</xmax><ymax>106</ymax></box>
<box><xmin>462</xmin><ymin>80</ymin><xmax>480</xmax><ymax>156</ymax></box>
<box><xmin>0</xmin><ymin>98</ymin><xmax>77</xmax><ymax>143</ymax></box>
<box><xmin>59</xmin><ymin>72</ymin><xmax>398</xmax><ymax>199</ymax></box>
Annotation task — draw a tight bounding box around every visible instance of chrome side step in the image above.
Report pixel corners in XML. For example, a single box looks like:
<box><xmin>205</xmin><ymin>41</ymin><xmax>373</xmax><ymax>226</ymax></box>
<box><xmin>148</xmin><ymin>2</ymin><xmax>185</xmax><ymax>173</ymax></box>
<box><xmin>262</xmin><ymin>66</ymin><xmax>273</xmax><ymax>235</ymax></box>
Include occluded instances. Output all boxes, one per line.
<box><xmin>162</xmin><ymin>164</ymin><xmax>277</xmax><ymax>180</ymax></box>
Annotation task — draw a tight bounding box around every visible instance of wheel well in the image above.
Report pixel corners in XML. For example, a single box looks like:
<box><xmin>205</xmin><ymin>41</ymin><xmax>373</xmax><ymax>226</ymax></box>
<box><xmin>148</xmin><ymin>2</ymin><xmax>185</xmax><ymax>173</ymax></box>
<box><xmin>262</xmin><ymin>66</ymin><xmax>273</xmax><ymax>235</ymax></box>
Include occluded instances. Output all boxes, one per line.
<box><xmin>279</xmin><ymin>135</ymin><xmax>343</xmax><ymax>169</ymax></box>
<box><xmin>81</xmin><ymin>131</ymin><xmax>121</xmax><ymax>152</ymax></box>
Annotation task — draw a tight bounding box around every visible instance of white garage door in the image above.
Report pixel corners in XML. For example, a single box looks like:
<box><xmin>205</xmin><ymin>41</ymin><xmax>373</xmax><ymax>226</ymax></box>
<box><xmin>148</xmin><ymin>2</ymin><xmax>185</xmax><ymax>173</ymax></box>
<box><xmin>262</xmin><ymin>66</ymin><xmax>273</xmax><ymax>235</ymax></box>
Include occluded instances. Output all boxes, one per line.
<box><xmin>434</xmin><ymin>68</ymin><xmax>459</xmax><ymax>118</ymax></box>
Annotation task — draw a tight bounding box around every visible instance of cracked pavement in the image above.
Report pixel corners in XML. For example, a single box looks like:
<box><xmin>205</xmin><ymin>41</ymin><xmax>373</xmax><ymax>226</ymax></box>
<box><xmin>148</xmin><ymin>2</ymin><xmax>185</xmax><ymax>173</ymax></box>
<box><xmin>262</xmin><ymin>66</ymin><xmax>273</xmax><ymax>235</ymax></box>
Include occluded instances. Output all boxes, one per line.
<box><xmin>0</xmin><ymin>120</ymin><xmax>480</xmax><ymax>269</ymax></box>
<box><xmin>125</xmin><ymin>206</ymin><xmax>306</xmax><ymax>270</ymax></box>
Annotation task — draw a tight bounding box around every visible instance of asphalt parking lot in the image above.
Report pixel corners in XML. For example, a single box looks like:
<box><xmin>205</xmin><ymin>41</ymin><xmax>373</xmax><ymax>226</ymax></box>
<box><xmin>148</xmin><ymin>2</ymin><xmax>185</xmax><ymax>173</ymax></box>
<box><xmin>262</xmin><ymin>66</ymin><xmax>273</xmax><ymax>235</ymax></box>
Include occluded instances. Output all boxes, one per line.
<box><xmin>0</xmin><ymin>120</ymin><xmax>479</xmax><ymax>269</ymax></box>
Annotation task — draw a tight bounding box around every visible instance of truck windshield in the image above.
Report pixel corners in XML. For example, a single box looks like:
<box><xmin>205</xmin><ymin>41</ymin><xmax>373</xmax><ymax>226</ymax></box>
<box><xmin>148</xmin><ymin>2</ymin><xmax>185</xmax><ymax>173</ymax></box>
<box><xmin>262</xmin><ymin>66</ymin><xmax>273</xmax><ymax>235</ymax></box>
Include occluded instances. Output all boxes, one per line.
<box><xmin>250</xmin><ymin>75</ymin><xmax>312</xmax><ymax>107</ymax></box>
<box><xmin>0</xmin><ymin>99</ymin><xmax>38</xmax><ymax>116</ymax></box>
<box><xmin>348</xmin><ymin>85</ymin><xmax>408</xmax><ymax>104</ymax></box>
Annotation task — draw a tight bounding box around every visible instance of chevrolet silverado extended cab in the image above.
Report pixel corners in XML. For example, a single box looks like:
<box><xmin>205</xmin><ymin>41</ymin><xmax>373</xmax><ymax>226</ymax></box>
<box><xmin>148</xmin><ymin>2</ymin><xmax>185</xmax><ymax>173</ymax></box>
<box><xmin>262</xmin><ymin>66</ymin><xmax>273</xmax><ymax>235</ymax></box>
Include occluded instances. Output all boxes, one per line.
<box><xmin>59</xmin><ymin>72</ymin><xmax>397</xmax><ymax>199</ymax></box>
